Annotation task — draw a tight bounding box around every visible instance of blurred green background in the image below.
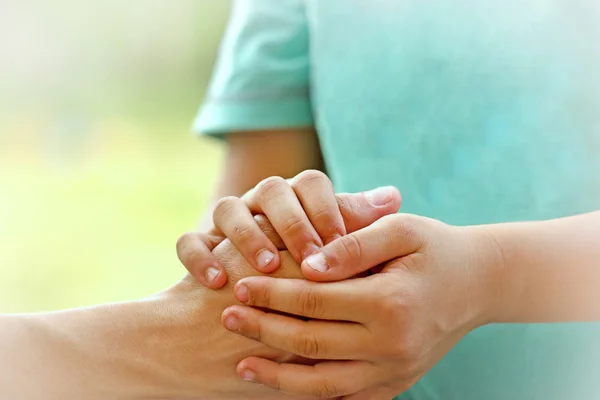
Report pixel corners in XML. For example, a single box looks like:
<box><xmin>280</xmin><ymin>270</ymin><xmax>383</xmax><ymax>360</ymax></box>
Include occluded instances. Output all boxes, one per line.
<box><xmin>0</xmin><ymin>1</ymin><xmax>231</xmax><ymax>312</ymax></box>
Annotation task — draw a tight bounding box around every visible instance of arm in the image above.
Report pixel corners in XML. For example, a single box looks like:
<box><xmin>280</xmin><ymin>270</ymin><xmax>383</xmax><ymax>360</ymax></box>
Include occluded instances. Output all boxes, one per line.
<box><xmin>0</xmin><ymin>218</ymin><xmax>313</xmax><ymax>400</ymax></box>
<box><xmin>219</xmin><ymin>210</ymin><xmax>600</xmax><ymax>398</ymax></box>
<box><xmin>285</xmin><ymin>210</ymin><xmax>600</xmax><ymax>324</ymax></box>
<box><xmin>0</xmin><ymin>302</ymin><xmax>179</xmax><ymax>399</ymax></box>
<box><xmin>487</xmin><ymin>210</ymin><xmax>600</xmax><ymax>323</ymax></box>
<box><xmin>0</xmin><ymin>198</ymin><xmax>390</xmax><ymax>399</ymax></box>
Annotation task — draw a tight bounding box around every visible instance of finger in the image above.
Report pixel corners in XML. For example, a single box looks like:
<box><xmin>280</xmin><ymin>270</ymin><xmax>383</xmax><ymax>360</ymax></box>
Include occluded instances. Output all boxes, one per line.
<box><xmin>335</xmin><ymin>186</ymin><xmax>402</xmax><ymax>233</ymax></box>
<box><xmin>237</xmin><ymin>358</ymin><xmax>378</xmax><ymax>399</ymax></box>
<box><xmin>213</xmin><ymin>196</ymin><xmax>281</xmax><ymax>273</ymax></box>
<box><xmin>176</xmin><ymin>232</ymin><xmax>227</xmax><ymax>288</ymax></box>
<box><xmin>243</xmin><ymin>176</ymin><xmax>323</xmax><ymax>263</ymax></box>
<box><xmin>234</xmin><ymin>276</ymin><xmax>377</xmax><ymax>322</ymax></box>
<box><xmin>289</xmin><ymin>170</ymin><xmax>346</xmax><ymax>244</ymax></box>
<box><xmin>301</xmin><ymin>214</ymin><xmax>424</xmax><ymax>281</ymax></box>
<box><xmin>222</xmin><ymin>305</ymin><xmax>371</xmax><ymax>360</ymax></box>
<box><xmin>253</xmin><ymin>214</ymin><xmax>285</xmax><ymax>250</ymax></box>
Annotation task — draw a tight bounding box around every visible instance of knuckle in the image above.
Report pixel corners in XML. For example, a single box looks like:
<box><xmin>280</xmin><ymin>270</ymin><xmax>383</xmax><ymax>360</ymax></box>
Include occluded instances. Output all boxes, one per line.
<box><xmin>183</xmin><ymin>248</ymin><xmax>203</xmax><ymax>270</ymax></box>
<box><xmin>377</xmin><ymin>213</ymin><xmax>401</xmax><ymax>228</ymax></box>
<box><xmin>311</xmin><ymin>208</ymin><xmax>344</xmax><ymax>240</ymax></box>
<box><xmin>339</xmin><ymin>194</ymin><xmax>360</xmax><ymax>215</ymax></box>
<box><xmin>377</xmin><ymin>214</ymin><xmax>423</xmax><ymax>247</ymax></box>
<box><xmin>293</xmin><ymin>330</ymin><xmax>323</xmax><ymax>358</ymax></box>
<box><xmin>175</xmin><ymin>232</ymin><xmax>194</xmax><ymax>254</ymax></box>
<box><xmin>389</xmin><ymin>214</ymin><xmax>419</xmax><ymax>238</ymax></box>
<box><xmin>272</xmin><ymin>374</ymin><xmax>282</xmax><ymax>391</ymax></box>
<box><xmin>297</xmin><ymin>287</ymin><xmax>324</xmax><ymax>317</ymax></box>
<box><xmin>175</xmin><ymin>233</ymin><xmax>207</xmax><ymax>269</ymax></box>
<box><xmin>311</xmin><ymin>207</ymin><xmax>334</xmax><ymax>223</ymax></box>
<box><xmin>255</xmin><ymin>283</ymin><xmax>272</xmax><ymax>308</ymax></box>
<box><xmin>310</xmin><ymin>208</ymin><xmax>341</xmax><ymax>234</ymax></box>
<box><xmin>337</xmin><ymin>234</ymin><xmax>363</xmax><ymax>262</ymax></box>
<box><xmin>292</xmin><ymin>169</ymin><xmax>329</xmax><ymax>190</ymax></box>
<box><xmin>212</xmin><ymin>196</ymin><xmax>240</xmax><ymax>220</ymax></box>
<box><xmin>252</xmin><ymin>316</ymin><xmax>263</xmax><ymax>342</ymax></box>
<box><xmin>256</xmin><ymin>176</ymin><xmax>288</xmax><ymax>200</ymax></box>
<box><xmin>379</xmin><ymin>291</ymin><xmax>414</xmax><ymax>321</ymax></box>
<box><xmin>335</xmin><ymin>194</ymin><xmax>354</xmax><ymax>228</ymax></box>
<box><xmin>380</xmin><ymin>293</ymin><xmax>403</xmax><ymax>315</ymax></box>
<box><xmin>280</xmin><ymin>214</ymin><xmax>308</xmax><ymax>237</ymax></box>
<box><xmin>230</xmin><ymin>224</ymin><xmax>256</xmax><ymax>244</ymax></box>
<box><xmin>388</xmin><ymin>323</ymin><xmax>419</xmax><ymax>362</ymax></box>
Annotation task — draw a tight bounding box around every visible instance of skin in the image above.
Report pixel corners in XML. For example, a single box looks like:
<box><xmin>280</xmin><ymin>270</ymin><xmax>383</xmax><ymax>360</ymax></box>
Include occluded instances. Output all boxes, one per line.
<box><xmin>214</xmin><ymin>210</ymin><xmax>600</xmax><ymax>399</ymax></box>
<box><xmin>183</xmin><ymin>128</ymin><xmax>325</xmax><ymax>288</ymax></box>
<box><xmin>179</xmin><ymin>169</ymin><xmax>402</xmax><ymax>287</ymax></box>
<box><xmin>0</xmin><ymin>129</ymin><xmax>337</xmax><ymax>399</ymax></box>
<box><xmin>0</xmin><ymin>216</ymin><xmax>315</xmax><ymax>400</ymax></box>
<box><xmin>0</xmin><ymin>215</ymin><xmax>344</xmax><ymax>400</ymax></box>
<box><xmin>180</xmin><ymin>129</ymin><xmax>403</xmax><ymax>289</ymax></box>
<box><xmin>0</xmin><ymin>185</ymin><xmax>400</xmax><ymax>399</ymax></box>
<box><xmin>176</xmin><ymin>132</ymin><xmax>599</xmax><ymax>399</ymax></box>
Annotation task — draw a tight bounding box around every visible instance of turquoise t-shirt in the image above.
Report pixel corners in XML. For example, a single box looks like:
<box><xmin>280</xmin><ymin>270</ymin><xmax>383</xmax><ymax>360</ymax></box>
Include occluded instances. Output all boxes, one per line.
<box><xmin>196</xmin><ymin>1</ymin><xmax>600</xmax><ymax>399</ymax></box>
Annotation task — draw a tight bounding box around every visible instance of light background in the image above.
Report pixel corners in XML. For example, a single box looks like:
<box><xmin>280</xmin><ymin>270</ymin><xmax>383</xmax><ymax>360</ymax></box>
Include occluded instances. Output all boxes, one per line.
<box><xmin>0</xmin><ymin>1</ymin><xmax>231</xmax><ymax>312</ymax></box>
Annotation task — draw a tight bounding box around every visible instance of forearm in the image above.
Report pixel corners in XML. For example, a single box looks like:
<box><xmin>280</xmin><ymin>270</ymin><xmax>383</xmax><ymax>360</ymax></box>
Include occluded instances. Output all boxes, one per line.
<box><xmin>484</xmin><ymin>210</ymin><xmax>600</xmax><ymax>323</ymax></box>
<box><xmin>0</xmin><ymin>300</ymin><xmax>174</xmax><ymax>400</ymax></box>
<box><xmin>0</xmin><ymin>235</ymin><xmax>309</xmax><ymax>400</ymax></box>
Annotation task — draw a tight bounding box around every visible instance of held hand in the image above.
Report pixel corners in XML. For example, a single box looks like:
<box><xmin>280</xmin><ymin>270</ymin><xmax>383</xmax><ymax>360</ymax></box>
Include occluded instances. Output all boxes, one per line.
<box><xmin>146</xmin><ymin>215</ymin><xmax>340</xmax><ymax>399</ymax></box>
<box><xmin>178</xmin><ymin>169</ymin><xmax>401</xmax><ymax>288</ymax></box>
<box><xmin>222</xmin><ymin>214</ymin><xmax>504</xmax><ymax>399</ymax></box>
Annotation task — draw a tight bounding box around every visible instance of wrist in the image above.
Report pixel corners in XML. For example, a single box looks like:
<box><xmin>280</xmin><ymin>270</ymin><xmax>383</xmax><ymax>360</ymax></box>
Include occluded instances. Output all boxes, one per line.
<box><xmin>463</xmin><ymin>224</ymin><xmax>513</xmax><ymax>327</ymax></box>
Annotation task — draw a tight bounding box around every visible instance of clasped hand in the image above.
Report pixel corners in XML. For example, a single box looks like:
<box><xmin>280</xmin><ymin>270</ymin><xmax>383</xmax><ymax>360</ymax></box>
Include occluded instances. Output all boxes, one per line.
<box><xmin>178</xmin><ymin>170</ymin><xmax>504</xmax><ymax>400</ymax></box>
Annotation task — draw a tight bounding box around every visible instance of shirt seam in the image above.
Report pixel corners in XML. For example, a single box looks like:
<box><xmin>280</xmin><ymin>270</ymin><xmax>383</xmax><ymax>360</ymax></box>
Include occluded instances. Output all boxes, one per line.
<box><xmin>206</xmin><ymin>86</ymin><xmax>310</xmax><ymax>103</ymax></box>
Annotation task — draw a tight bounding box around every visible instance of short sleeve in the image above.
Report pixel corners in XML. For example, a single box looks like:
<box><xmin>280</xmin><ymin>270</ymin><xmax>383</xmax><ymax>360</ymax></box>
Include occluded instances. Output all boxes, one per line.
<box><xmin>194</xmin><ymin>0</ymin><xmax>313</xmax><ymax>137</ymax></box>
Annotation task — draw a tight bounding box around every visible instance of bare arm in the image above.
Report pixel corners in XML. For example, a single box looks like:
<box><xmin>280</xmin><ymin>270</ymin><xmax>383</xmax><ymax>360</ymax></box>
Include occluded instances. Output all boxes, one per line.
<box><xmin>488</xmin><ymin>210</ymin><xmax>600</xmax><ymax>323</ymax></box>
<box><xmin>0</xmin><ymin>303</ymin><xmax>175</xmax><ymax>399</ymax></box>
<box><xmin>0</xmin><ymin>221</ymin><xmax>309</xmax><ymax>400</ymax></box>
<box><xmin>0</xmin><ymin>199</ymin><xmax>389</xmax><ymax>399</ymax></box>
<box><xmin>212</xmin><ymin>210</ymin><xmax>600</xmax><ymax>397</ymax></box>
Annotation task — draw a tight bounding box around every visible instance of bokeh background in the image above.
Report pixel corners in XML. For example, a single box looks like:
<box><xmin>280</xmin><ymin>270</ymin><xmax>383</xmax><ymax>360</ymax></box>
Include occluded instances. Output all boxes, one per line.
<box><xmin>0</xmin><ymin>0</ymin><xmax>231</xmax><ymax>312</ymax></box>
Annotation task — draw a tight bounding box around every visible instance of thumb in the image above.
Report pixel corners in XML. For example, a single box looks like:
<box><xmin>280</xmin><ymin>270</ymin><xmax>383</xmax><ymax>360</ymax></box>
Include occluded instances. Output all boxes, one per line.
<box><xmin>336</xmin><ymin>186</ymin><xmax>402</xmax><ymax>233</ymax></box>
<box><xmin>300</xmin><ymin>213</ymin><xmax>423</xmax><ymax>282</ymax></box>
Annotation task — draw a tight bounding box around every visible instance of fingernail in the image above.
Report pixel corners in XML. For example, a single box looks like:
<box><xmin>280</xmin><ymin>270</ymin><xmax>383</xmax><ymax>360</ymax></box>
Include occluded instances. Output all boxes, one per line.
<box><xmin>301</xmin><ymin>242</ymin><xmax>321</xmax><ymax>259</ymax></box>
<box><xmin>365</xmin><ymin>186</ymin><xmax>395</xmax><ymax>206</ymax></box>
<box><xmin>235</xmin><ymin>283</ymin><xmax>249</xmax><ymax>303</ymax></box>
<box><xmin>304</xmin><ymin>252</ymin><xmax>328</xmax><ymax>273</ymax></box>
<box><xmin>205</xmin><ymin>266</ymin><xmax>221</xmax><ymax>284</ymax></box>
<box><xmin>224</xmin><ymin>315</ymin><xmax>240</xmax><ymax>332</ymax></box>
<box><xmin>241</xmin><ymin>369</ymin><xmax>256</xmax><ymax>382</ymax></box>
<box><xmin>256</xmin><ymin>249</ymin><xmax>275</xmax><ymax>268</ymax></box>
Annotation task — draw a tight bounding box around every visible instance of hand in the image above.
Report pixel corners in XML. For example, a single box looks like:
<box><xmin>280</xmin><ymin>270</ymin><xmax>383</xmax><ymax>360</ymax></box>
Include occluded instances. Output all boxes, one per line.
<box><xmin>10</xmin><ymin>216</ymin><xmax>343</xmax><ymax>400</ymax></box>
<box><xmin>221</xmin><ymin>214</ymin><xmax>503</xmax><ymax>399</ymax></box>
<box><xmin>36</xmin><ymin>219</ymin><xmax>323</xmax><ymax>400</ymax></box>
<box><xmin>152</xmin><ymin>221</ymin><xmax>311</xmax><ymax>399</ymax></box>
<box><xmin>177</xmin><ymin>169</ymin><xmax>401</xmax><ymax>288</ymax></box>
